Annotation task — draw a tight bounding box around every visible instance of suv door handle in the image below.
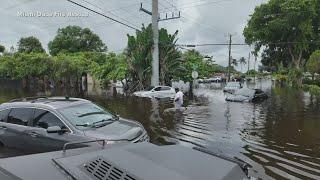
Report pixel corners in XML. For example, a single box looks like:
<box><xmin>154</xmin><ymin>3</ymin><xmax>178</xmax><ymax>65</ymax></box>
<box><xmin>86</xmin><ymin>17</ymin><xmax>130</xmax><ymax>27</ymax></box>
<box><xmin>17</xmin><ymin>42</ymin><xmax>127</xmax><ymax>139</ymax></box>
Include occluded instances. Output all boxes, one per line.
<box><xmin>28</xmin><ymin>132</ymin><xmax>38</xmax><ymax>138</ymax></box>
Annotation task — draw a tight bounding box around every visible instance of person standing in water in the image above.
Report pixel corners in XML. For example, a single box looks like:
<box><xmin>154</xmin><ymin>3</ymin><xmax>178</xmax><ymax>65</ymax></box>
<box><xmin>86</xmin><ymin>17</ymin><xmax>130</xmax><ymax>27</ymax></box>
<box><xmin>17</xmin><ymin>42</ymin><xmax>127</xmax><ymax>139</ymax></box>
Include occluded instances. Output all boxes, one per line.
<box><xmin>174</xmin><ymin>88</ymin><xmax>184</xmax><ymax>109</ymax></box>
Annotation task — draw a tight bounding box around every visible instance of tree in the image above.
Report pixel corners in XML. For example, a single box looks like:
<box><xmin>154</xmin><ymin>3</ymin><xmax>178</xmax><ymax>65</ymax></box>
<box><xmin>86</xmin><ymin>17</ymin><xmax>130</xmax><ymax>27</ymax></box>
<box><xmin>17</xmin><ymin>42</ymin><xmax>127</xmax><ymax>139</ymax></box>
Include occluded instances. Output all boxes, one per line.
<box><xmin>126</xmin><ymin>25</ymin><xmax>153</xmax><ymax>89</ymax></box>
<box><xmin>0</xmin><ymin>45</ymin><xmax>5</xmax><ymax>54</ymax></box>
<box><xmin>48</xmin><ymin>26</ymin><xmax>107</xmax><ymax>56</ymax></box>
<box><xmin>239</xmin><ymin>57</ymin><xmax>246</xmax><ymax>72</ymax></box>
<box><xmin>244</xmin><ymin>0</ymin><xmax>320</xmax><ymax>72</ymax></box>
<box><xmin>126</xmin><ymin>24</ymin><xmax>183</xmax><ymax>89</ymax></box>
<box><xmin>0</xmin><ymin>53</ymin><xmax>52</xmax><ymax>79</ymax></box>
<box><xmin>179</xmin><ymin>50</ymin><xmax>219</xmax><ymax>82</ymax></box>
<box><xmin>17</xmin><ymin>36</ymin><xmax>45</xmax><ymax>53</ymax></box>
<box><xmin>158</xmin><ymin>28</ymin><xmax>182</xmax><ymax>85</ymax></box>
<box><xmin>231</xmin><ymin>58</ymin><xmax>238</xmax><ymax>68</ymax></box>
<box><xmin>307</xmin><ymin>50</ymin><xmax>320</xmax><ymax>80</ymax></box>
<box><xmin>91</xmin><ymin>53</ymin><xmax>127</xmax><ymax>85</ymax></box>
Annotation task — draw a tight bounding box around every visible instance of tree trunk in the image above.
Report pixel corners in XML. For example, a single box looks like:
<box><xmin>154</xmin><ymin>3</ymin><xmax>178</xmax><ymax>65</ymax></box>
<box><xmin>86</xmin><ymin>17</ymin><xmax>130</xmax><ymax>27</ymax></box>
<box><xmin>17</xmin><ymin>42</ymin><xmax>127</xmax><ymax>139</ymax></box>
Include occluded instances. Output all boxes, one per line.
<box><xmin>189</xmin><ymin>81</ymin><xmax>193</xmax><ymax>99</ymax></box>
<box><xmin>288</xmin><ymin>46</ymin><xmax>303</xmax><ymax>86</ymax></box>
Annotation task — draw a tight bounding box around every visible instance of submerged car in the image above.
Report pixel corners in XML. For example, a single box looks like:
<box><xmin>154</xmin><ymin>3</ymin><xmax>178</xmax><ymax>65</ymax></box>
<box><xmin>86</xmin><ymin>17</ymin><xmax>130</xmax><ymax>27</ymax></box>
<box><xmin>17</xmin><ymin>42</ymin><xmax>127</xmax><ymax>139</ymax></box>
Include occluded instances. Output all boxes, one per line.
<box><xmin>0</xmin><ymin>141</ymin><xmax>252</xmax><ymax>180</ymax></box>
<box><xmin>223</xmin><ymin>82</ymin><xmax>242</xmax><ymax>94</ymax></box>
<box><xmin>133</xmin><ymin>86</ymin><xmax>175</xmax><ymax>98</ymax></box>
<box><xmin>0</xmin><ymin>97</ymin><xmax>148</xmax><ymax>152</ymax></box>
<box><xmin>225</xmin><ymin>88</ymin><xmax>268</xmax><ymax>102</ymax></box>
<box><xmin>198</xmin><ymin>76</ymin><xmax>222</xmax><ymax>84</ymax></box>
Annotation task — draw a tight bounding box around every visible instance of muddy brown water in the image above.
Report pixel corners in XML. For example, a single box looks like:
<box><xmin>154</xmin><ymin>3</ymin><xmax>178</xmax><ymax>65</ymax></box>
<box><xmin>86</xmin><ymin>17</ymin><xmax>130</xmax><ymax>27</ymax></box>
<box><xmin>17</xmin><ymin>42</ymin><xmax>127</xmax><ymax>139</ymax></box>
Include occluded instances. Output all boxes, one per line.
<box><xmin>0</xmin><ymin>79</ymin><xmax>319</xmax><ymax>179</ymax></box>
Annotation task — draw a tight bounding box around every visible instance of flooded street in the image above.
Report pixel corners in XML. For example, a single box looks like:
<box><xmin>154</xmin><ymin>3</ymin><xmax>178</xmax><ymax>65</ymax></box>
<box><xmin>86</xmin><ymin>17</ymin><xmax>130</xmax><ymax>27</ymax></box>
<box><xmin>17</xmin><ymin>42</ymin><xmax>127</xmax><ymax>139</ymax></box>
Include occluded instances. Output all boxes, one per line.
<box><xmin>0</xmin><ymin>80</ymin><xmax>320</xmax><ymax>179</ymax></box>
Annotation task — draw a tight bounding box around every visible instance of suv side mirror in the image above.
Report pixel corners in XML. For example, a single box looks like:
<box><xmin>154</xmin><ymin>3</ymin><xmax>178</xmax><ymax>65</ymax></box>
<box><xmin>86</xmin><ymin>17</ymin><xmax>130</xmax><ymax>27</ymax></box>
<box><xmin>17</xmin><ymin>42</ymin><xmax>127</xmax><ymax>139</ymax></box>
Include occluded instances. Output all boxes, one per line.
<box><xmin>47</xmin><ymin>126</ymin><xmax>62</xmax><ymax>133</ymax></box>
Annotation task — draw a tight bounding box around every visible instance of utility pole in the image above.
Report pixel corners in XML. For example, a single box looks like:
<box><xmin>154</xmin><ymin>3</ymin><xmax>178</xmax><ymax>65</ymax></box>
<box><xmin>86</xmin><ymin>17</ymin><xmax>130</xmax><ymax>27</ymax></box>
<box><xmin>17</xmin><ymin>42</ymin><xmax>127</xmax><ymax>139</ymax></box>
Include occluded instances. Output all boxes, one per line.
<box><xmin>247</xmin><ymin>52</ymin><xmax>251</xmax><ymax>73</ymax></box>
<box><xmin>151</xmin><ymin>0</ymin><xmax>159</xmax><ymax>86</ymax></box>
<box><xmin>140</xmin><ymin>1</ymin><xmax>180</xmax><ymax>86</ymax></box>
<box><xmin>254</xmin><ymin>55</ymin><xmax>257</xmax><ymax>83</ymax></box>
<box><xmin>227</xmin><ymin>34</ymin><xmax>232</xmax><ymax>82</ymax></box>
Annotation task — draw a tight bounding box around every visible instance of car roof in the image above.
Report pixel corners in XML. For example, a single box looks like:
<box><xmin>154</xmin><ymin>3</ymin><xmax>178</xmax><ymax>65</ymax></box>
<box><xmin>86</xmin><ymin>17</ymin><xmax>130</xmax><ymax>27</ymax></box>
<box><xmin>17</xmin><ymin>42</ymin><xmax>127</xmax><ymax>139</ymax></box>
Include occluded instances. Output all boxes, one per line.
<box><xmin>0</xmin><ymin>97</ymin><xmax>91</xmax><ymax>110</ymax></box>
<box><xmin>155</xmin><ymin>86</ymin><xmax>171</xmax><ymax>88</ymax></box>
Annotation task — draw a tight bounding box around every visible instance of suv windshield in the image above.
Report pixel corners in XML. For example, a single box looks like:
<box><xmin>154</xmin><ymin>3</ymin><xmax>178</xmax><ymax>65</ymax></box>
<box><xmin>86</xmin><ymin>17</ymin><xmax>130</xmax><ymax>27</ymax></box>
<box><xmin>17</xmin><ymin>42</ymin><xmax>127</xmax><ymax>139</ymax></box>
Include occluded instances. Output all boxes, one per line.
<box><xmin>59</xmin><ymin>103</ymin><xmax>116</xmax><ymax>127</ymax></box>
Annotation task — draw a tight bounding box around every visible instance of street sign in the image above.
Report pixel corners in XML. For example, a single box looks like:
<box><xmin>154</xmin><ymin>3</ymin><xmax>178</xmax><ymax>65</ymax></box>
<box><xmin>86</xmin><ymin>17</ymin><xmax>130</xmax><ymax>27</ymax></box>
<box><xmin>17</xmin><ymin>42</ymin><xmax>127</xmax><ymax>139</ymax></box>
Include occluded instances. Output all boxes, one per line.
<box><xmin>192</xmin><ymin>71</ymin><xmax>199</xmax><ymax>79</ymax></box>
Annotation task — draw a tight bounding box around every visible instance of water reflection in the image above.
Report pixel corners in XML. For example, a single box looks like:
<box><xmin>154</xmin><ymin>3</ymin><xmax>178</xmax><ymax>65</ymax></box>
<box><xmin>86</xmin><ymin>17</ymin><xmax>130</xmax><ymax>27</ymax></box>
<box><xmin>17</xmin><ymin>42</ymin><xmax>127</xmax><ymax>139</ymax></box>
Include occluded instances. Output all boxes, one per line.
<box><xmin>0</xmin><ymin>79</ymin><xmax>319</xmax><ymax>179</ymax></box>
<box><xmin>150</xmin><ymin>98</ymin><xmax>162</xmax><ymax>123</ymax></box>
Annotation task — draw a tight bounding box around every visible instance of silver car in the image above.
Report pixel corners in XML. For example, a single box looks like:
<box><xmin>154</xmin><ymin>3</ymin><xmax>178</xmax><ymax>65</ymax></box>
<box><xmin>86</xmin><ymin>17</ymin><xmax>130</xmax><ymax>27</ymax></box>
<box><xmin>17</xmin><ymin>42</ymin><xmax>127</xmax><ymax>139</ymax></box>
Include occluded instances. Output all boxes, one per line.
<box><xmin>133</xmin><ymin>86</ymin><xmax>176</xmax><ymax>98</ymax></box>
<box><xmin>0</xmin><ymin>97</ymin><xmax>149</xmax><ymax>152</ymax></box>
<box><xmin>223</xmin><ymin>82</ymin><xmax>242</xmax><ymax>94</ymax></box>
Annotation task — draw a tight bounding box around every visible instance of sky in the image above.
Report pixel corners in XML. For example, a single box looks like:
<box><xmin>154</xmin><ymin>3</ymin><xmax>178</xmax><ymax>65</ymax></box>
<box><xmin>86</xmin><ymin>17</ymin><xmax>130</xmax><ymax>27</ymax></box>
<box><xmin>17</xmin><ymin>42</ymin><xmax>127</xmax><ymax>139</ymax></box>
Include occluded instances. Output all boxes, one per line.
<box><xmin>0</xmin><ymin>0</ymin><xmax>267</xmax><ymax>72</ymax></box>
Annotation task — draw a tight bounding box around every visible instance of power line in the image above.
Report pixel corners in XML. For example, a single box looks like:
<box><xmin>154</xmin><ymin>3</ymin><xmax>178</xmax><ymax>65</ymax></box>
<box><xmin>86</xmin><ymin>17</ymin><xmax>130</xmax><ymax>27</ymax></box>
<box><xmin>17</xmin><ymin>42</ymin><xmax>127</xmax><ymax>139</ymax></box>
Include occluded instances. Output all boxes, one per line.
<box><xmin>158</xmin><ymin>0</ymin><xmax>234</xmax><ymax>13</ymax></box>
<box><xmin>66</xmin><ymin>0</ymin><xmax>140</xmax><ymax>31</ymax></box>
<box><xmin>181</xmin><ymin>16</ymin><xmax>219</xmax><ymax>33</ymax></box>
<box><xmin>157</xmin><ymin>1</ymin><xmax>220</xmax><ymax>33</ymax></box>
<box><xmin>163</xmin><ymin>0</ymin><xmax>178</xmax><ymax>11</ymax></box>
<box><xmin>79</xmin><ymin>0</ymin><xmax>140</xmax><ymax>29</ymax></box>
<box><xmin>96</xmin><ymin>0</ymin><xmax>150</xmax><ymax>14</ymax></box>
<box><xmin>177</xmin><ymin>0</ymin><xmax>235</xmax><ymax>10</ymax></box>
<box><xmin>176</xmin><ymin>40</ymin><xmax>320</xmax><ymax>48</ymax></box>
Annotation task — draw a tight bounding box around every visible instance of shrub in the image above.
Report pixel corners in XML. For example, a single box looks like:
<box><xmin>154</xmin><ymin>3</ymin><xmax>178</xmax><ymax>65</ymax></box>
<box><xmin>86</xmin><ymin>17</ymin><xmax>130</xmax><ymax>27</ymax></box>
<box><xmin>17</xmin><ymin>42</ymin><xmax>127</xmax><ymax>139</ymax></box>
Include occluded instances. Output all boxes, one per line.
<box><xmin>303</xmin><ymin>85</ymin><xmax>320</xmax><ymax>96</ymax></box>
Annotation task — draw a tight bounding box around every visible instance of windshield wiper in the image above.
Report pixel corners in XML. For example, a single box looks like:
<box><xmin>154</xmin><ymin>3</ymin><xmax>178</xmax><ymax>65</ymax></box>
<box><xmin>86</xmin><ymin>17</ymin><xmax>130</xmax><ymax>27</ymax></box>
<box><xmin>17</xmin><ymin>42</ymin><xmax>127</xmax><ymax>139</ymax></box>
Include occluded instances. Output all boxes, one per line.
<box><xmin>76</xmin><ymin>117</ymin><xmax>118</xmax><ymax>128</ymax></box>
<box><xmin>76</xmin><ymin>123</ymin><xmax>91</xmax><ymax>127</ymax></box>
<box><xmin>78</xmin><ymin>111</ymin><xmax>105</xmax><ymax>117</ymax></box>
<box><xmin>93</xmin><ymin>118</ymin><xmax>112</xmax><ymax>125</ymax></box>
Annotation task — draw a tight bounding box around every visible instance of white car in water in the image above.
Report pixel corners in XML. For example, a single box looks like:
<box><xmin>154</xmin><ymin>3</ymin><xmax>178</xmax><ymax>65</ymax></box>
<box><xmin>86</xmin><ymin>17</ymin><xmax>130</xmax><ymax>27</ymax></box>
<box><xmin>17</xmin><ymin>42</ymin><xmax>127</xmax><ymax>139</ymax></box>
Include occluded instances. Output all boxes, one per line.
<box><xmin>223</xmin><ymin>82</ymin><xmax>242</xmax><ymax>94</ymax></box>
<box><xmin>133</xmin><ymin>86</ymin><xmax>176</xmax><ymax>98</ymax></box>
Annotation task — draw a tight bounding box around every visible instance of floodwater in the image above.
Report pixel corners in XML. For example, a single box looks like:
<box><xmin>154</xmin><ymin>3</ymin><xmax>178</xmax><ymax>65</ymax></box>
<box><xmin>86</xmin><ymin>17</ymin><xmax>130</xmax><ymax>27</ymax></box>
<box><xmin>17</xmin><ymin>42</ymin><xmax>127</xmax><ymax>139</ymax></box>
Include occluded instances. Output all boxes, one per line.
<box><xmin>0</xmin><ymin>79</ymin><xmax>320</xmax><ymax>179</ymax></box>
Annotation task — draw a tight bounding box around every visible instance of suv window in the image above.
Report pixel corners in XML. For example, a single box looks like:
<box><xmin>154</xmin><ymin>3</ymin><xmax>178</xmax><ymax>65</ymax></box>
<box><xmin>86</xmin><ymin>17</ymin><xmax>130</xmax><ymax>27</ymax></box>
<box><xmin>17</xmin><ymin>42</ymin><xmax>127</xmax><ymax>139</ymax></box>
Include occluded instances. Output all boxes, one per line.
<box><xmin>33</xmin><ymin>109</ymin><xmax>66</xmax><ymax>130</ymax></box>
<box><xmin>7</xmin><ymin>108</ymin><xmax>34</xmax><ymax>126</ymax></box>
<box><xmin>161</xmin><ymin>87</ymin><xmax>171</xmax><ymax>91</ymax></box>
<box><xmin>0</xmin><ymin>109</ymin><xmax>10</xmax><ymax>122</ymax></box>
<box><xmin>154</xmin><ymin>87</ymin><xmax>161</xmax><ymax>91</ymax></box>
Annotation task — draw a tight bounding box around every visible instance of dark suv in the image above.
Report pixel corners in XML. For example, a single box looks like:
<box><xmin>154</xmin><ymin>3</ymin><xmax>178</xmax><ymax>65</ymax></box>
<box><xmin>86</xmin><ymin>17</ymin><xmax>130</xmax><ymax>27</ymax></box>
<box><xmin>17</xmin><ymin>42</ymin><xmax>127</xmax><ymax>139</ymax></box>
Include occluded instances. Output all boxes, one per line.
<box><xmin>0</xmin><ymin>97</ymin><xmax>149</xmax><ymax>152</ymax></box>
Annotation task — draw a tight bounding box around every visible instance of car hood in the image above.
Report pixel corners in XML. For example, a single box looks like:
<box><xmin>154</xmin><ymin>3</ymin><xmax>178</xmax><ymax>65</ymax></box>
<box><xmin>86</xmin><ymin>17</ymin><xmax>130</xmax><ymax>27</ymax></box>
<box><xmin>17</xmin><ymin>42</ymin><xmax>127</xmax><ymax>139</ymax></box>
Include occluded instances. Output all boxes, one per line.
<box><xmin>83</xmin><ymin>119</ymin><xmax>144</xmax><ymax>141</ymax></box>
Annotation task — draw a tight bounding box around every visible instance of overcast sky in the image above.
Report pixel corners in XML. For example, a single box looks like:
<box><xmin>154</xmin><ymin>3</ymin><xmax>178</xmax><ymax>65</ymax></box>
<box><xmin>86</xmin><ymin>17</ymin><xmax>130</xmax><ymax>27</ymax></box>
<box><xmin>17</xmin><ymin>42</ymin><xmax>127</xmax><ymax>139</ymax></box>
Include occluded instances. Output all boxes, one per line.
<box><xmin>0</xmin><ymin>0</ymin><xmax>267</xmax><ymax>71</ymax></box>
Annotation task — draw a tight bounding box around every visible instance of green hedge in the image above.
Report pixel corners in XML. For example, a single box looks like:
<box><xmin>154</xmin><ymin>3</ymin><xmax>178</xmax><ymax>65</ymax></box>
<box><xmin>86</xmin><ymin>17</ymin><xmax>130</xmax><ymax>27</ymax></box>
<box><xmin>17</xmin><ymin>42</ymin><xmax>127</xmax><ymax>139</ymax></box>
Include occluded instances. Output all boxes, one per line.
<box><xmin>303</xmin><ymin>78</ymin><xmax>320</xmax><ymax>86</ymax></box>
<box><xmin>303</xmin><ymin>84</ymin><xmax>320</xmax><ymax>96</ymax></box>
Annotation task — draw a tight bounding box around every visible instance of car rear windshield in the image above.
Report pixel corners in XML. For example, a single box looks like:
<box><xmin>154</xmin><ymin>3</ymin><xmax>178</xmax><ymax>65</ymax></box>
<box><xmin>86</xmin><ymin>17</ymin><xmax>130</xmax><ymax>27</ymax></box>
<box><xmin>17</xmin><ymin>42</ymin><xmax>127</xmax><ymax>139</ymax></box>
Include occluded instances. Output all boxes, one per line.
<box><xmin>59</xmin><ymin>103</ymin><xmax>116</xmax><ymax>127</ymax></box>
<box><xmin>226</xmin><ymin>82</ymin><xmax>240</xmax><ymax>87</ymax></box>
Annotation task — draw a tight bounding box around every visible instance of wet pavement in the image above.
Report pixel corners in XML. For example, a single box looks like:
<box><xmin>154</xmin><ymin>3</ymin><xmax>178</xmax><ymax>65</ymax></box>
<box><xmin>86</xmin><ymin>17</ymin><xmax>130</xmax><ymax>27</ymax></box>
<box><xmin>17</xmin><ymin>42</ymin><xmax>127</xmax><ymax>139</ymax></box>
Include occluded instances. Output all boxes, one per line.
<box><xmin>0</xmin><ymin>79</ymin><xmax>320</xmax><ymax>179</ymax></box>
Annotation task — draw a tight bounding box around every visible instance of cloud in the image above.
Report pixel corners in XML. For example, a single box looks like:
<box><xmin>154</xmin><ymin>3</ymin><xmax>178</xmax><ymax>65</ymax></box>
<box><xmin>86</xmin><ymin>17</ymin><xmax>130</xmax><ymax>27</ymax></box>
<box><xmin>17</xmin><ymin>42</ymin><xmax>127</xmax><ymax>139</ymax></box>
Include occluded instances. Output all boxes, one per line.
<box><xmin>0</xmin><ymin>0</ymin><xmax>267</xmax><ymax>71</ymax></box>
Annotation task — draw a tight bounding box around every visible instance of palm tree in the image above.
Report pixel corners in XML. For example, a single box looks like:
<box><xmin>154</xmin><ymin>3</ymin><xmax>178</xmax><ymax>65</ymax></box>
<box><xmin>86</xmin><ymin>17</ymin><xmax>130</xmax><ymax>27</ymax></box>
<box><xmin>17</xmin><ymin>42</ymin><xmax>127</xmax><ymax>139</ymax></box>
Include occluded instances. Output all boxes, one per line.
<box><xmin>159</xmin><ymin>29</ymin><xmax>183</xmax><ymax>85</ymax></box>
<box><xmin>126</xmin><ymin>24</ymin><xmax>183</xmax><ymax>89</ymax></box>
<box><xmin>239</xmin><ymin>57</ymin><xmax>246</xmax><ymax>72</ymax></box>
<box><xmin>126</xmin><ymin>25</ymin><xmax>153</xmax><ymax>89</ymax></box>
<box><xmin>231</xmin><ymin>58</ymin><xmax>238</xmax><ymax>67</ymax></box>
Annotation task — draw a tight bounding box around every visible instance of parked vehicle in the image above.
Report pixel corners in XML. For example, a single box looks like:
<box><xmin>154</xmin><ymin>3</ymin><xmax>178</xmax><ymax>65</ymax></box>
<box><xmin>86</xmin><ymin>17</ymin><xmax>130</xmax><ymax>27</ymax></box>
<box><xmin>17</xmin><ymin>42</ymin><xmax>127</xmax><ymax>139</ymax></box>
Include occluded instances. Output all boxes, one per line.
<box><xmin>225</xmin><ymin>88</ymin><xmax>268</xmax><ymax>102</ymax></box>
<box><xmin>223</xmin><ymin>82</ymin><xmax>242</xmax><ymax>94</ymax></box>
<box><xmin>133</xmin><ymin>86</ymin><xmax>175</xmax><ymax>98</ymax></box>
<box><xmin>198</xmin><ymin>76</ymin><xmax>222</xmax><ymax>84</ymax></box>
<box><xmin>0</xmin><ymin>141</ymin><xmax>252</xmax><ymax>180</ymax></box>
<box><xmin>0</xmin><ymin>97</ymin><xmax>149</xmax><ymax>152</ymax></box>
